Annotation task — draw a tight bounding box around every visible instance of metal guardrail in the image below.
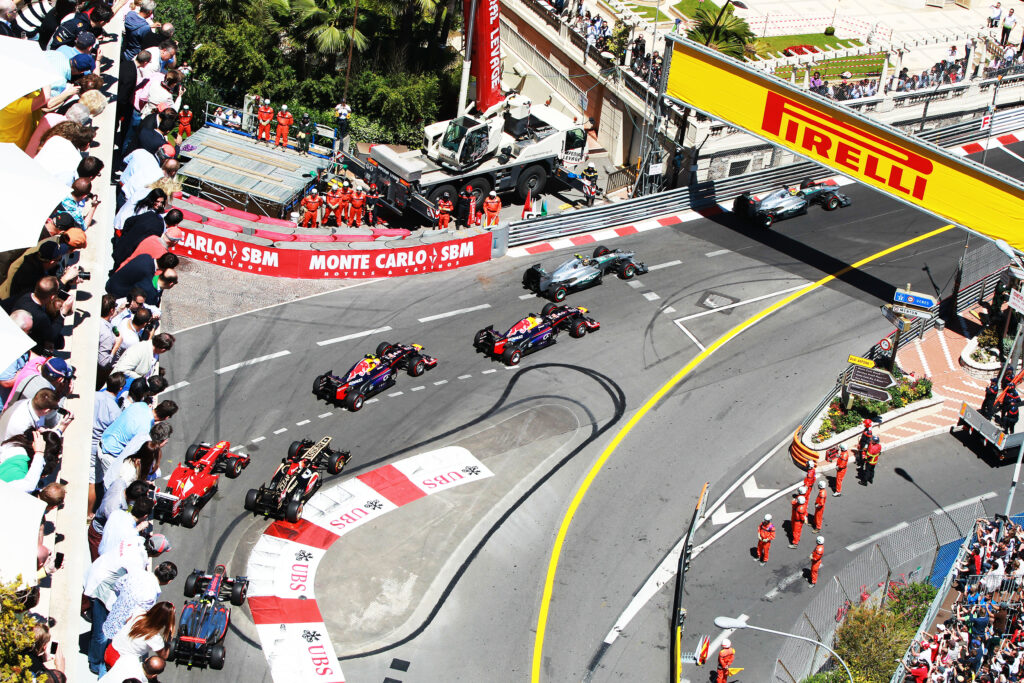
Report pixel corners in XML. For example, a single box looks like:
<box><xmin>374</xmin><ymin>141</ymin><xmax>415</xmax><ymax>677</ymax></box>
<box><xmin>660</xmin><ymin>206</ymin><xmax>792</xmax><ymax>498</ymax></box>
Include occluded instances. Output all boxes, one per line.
<box><xmin>918</xmin><ymin>106</ymin><xmax>1024</xmax><ymax>147</ymax></box>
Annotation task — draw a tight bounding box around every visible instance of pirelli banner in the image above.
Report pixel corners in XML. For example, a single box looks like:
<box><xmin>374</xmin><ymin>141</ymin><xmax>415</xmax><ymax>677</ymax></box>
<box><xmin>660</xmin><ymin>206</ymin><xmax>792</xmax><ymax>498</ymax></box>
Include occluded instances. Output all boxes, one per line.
<box><xmin>665</xmin><ymin>38</ymin><xmax>1024</xmax><ymax>251</ymax></box>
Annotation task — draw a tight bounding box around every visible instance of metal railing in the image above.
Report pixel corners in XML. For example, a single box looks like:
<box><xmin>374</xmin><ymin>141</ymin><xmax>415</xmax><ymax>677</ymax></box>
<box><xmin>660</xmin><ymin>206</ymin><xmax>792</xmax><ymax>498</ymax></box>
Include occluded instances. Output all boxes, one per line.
<box><xmin>501</xmin><ymin>16</ymin><xmax>588</xmax><ymax>111</ymax></box>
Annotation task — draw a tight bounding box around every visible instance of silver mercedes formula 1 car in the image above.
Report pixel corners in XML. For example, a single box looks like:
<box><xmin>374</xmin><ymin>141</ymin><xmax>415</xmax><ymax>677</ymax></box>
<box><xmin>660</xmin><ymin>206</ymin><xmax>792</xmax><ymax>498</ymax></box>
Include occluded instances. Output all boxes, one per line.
<box><xmin>732</xmin><ymin>179</ymin><xmax>851</xmax><ymax>228</ymax></box>
<box><xmin>522</xmin><ymin>246</ymin><xmax>648</xmax><ymax>301</ymax></box>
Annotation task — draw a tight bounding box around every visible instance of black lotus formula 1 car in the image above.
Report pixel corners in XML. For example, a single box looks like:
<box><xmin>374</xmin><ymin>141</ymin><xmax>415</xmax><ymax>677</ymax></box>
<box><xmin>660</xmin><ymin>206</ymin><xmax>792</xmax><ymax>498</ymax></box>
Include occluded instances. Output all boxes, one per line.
<box><xmin>522</xmin><ymin>245</ymin><xmax>648</xmax><ymax>301</ymax></box>
<box><xmin>244</xmin><ymin>436</ymin><xmax>350</xmax><ymax>523</ymax></box>
<box><xmin>733</xmin><ymin>178</ymin><xmax>851</xmax><ymax>228</ymax></box>
<box><xmin>170</xmin><ymin>565</ymin><xmax>248</xmax><ymax>670</ymax></box>
<box><xmin>312</xmin><ymin>341</ymin><xmax>438</xmax><ymax>412</ymax></box>
<box><xmin>473</xmin><ymin>303</ymin><xmax>600</xmax><ymax>366</ymax></box>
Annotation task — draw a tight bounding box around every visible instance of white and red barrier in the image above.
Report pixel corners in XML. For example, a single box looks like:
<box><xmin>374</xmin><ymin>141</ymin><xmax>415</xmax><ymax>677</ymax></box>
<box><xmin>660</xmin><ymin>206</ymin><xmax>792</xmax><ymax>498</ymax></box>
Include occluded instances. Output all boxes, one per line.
<box><xmin>172</xmin><ymin>227</ymin><xmax>493</xmax><ymax>279</ymax></box>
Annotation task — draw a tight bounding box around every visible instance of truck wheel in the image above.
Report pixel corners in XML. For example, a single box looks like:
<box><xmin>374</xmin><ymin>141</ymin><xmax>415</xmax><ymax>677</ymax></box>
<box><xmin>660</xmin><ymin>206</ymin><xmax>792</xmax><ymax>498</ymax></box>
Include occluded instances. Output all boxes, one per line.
<box><xmin>288</xmin><ymin>441</ymin><xmax>304</xmax><ymax>460</ymax></box>
<box><xmin>552</xmin><ymin>286</ymin><xmax>567</xmax><ymax>302</ymax></box>
<box><xmin>226</xmin><ymin>459</ymin><xmax>243</xmax><ymax>479</ymax></box>
<box><xmin>230</xmin><ymin>581</ymin><xmax>247</xmax><ymax>606</ymax></box>
<box><xmin>344</xmin><ymin>392</ymin><xmax>364</xmax><ymax>412</ymax></box>
<box><xmin>185</xmin><ymin>444</ymin><xmax>200</xmax><ymax>464</ymax></box>
<box><xmin>542</xmin><ymin>303</ymin><xmax>558</xmax><ymax>316</ymax></box>
<box><xmin>244</xmin><ymin>489</ymin><xmax>258</xmax><ymax>512</ymax></box>
<box><xmin>209</xmin><ymin>644</ymin><xmax>226</xmax><ymax>670</ymax></box>
<box><xmin>375</xmin><ymin>341</ymin><xmax>393</xmax><ymax>356</ymax></box>
<box><xmin>464</xmin><ymin>177</ymin><xmax>492</xmax><ymax>211</ymax></box>
<box><xmin>181</xmin><ymin>501</ymin><xmax>200</xmax><ymax>528</ymax></box>
<box><xmin>502</xmin><ymin>348</ymin><xmax>522</xmax><ymax>366</ymax></box>
<box><xmin>570</xmin><ymin>320</ymin><xmax>588</xmax><ymax>338</ymax></box>
<box><xmin>407</xmin><ymin>355</ymin><xmax>425</xmax><ymax>377</ymax></box>
<box><xmin>427</xmin><ymin>184</ymin><xmax>458</xmax><ymax>206</ymax></box>
<box><xmin>184</xmin><ymin>571</ymin><xmax>200</xmax><ymax>598</ymax></box>
<box><xmin>517</xmin><ymin>165</ymin><xmax>547</xmax><ymax>201</ymax></box>
<box><xmin>285</xmin><ymin>499</ymin><xmax>304</xmax><ymax>523</ymax></box>
<box><xmin>592</xmin><ymin>245</ymin><xmax>610</xmax><ymax>257</ymax></box>
<box><xmin>620</xmin><ymin>263</ymin><xmax>637</xmax><ymax>280</ymax></box>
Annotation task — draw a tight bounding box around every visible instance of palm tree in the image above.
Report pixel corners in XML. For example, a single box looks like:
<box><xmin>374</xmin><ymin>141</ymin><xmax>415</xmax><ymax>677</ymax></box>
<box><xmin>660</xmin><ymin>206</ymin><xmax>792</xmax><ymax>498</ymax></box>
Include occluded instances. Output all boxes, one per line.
<box><xmin>686</xmin><ymin>5</ymin><xmax>755</xmax><ymax>59</ymax></box>
<box><xmin>291</xmin><ymin>0</ymin><xmax>369</xmax><ymax>57</ymax></box>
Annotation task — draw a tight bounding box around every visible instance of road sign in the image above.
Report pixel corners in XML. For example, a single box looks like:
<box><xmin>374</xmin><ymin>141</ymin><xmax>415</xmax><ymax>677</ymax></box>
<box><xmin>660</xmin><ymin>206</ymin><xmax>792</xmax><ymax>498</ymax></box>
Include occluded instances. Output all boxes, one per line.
<box><xmin>848</xmin><ymin>382</ymin><xmax>890</xmax><ymax>402</ymax></box>
<box><xmin>848</xmin><ymin>355</ymin><xmax>875</xmax><ymax>368</ymax></box>
<box><xmin>879</xmin><ymin>337</ymin><xmax>893</xmax><ymax>352</ymax></box>
<box><xmin>1010</xmin><ymin>288</ymin><xmax>1024</xmax><ymax>315</ymax></box>
<box><xmin>981</xmin><ymin>114</ymin><xmax>992</xmax><ymax>131</ymax></box>
<box><xmin>894</xmin><ymin>289</ymin><xmax>937</xmax><ymax>309</ymax></box>
<box><xmin>851</xmin><ymin>366</ymin><xmax>896</xmax><ymax>389</ymax></box>
<box><xmin>892</xmin><ymin>304</ymin><xmax>935</xmax><ymax>321</ymax></box>
<box><xmin>880</xmin><ymin>305</ymin><xmax>911</xmax><ymax>332</ymax></box>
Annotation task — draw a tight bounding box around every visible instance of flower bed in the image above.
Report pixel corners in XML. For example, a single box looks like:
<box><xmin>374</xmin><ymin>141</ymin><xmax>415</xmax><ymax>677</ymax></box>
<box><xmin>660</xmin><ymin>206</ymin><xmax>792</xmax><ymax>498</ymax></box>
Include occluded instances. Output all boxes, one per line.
<box><xmin>783</xmin><ymin>44</ymin><xmax>820</xmax><ymax>56</ymax></box>
<box><xmin>812</xmin><ymin>376</ymin><xmax>933</xmax><ymax>443</ymax></box>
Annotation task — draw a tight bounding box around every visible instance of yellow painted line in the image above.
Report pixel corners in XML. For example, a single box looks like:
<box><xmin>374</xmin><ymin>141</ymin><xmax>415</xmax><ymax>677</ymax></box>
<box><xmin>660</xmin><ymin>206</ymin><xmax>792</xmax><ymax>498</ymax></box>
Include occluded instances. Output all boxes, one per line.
<box><xmin>530</xmin><ymin>224</ymin><xmax>956</xmax><ymax>681</ymax></box>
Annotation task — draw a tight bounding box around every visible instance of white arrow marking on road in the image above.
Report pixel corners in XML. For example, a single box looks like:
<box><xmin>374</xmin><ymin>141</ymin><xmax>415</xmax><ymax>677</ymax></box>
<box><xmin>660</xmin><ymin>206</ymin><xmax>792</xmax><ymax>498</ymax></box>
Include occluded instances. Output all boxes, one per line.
<box><xmin>316</xmin><ymin>326</ymin><xmax>393</xmax><ymax>347</ymax></box>
<box><xmin>161</xmin><ymin>381</ymin><xmax>190</xmax><ymax>394</ymax></box>
<box><xmin>741</xmin><ymin>476</ymin><xmax>776</xmax><ymax>499</ymax></box>
<box><xmin>710</xmin><ymin>504</ymin><xmax>743</xmax><ymax>526</ymax></box>
<box><xmin>418</xmin><ymin>303</ymin><xmax>491</xmax><ymax>323</ymax></box>
<box><xmin>707</xmin><ymin>614</ymin><xmax>748</xmax><ymax>658</ymax></box>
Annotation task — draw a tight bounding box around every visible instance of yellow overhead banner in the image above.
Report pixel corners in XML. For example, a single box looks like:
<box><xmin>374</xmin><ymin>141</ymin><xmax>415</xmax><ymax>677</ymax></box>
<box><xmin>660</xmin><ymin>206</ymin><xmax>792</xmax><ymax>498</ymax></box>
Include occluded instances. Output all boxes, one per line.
<box><xmin>666</xmin><ymin>39</ymin><xmax>1024</xmax><ymax>251</ymax></box>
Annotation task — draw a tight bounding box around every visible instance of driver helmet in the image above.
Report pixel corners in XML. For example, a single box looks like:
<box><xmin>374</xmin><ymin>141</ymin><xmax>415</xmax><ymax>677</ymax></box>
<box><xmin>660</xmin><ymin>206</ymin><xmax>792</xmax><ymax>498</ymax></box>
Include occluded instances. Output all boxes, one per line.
<box><xmin>364</xmin><ymin>353</ymin><xmax>375</xmax><ymax>359</ymax></box>
<box><xmin>789</xmin><ymin>187</ymin><xmax>799</xmax><ymax>195</ymax></box>
<box><xmin>411</xmin><ymin>343</ymin><xmax>423</xmax><ymax>350</ymax></box>
<box><xmin>264</xmin><ymin>99</ymin><xmax>270</xmax><ymax>105</ymax></box>
<box><xmin>443</xmin><ymin>192</ymin><xmax>450</xmax><ymax>199</ymax></box>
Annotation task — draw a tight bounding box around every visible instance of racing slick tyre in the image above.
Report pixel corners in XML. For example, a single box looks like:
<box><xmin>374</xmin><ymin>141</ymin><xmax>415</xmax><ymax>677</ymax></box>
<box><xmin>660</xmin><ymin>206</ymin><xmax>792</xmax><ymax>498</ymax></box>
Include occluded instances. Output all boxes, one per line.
<box><xmin>569</xmin><ymin>320</ymin><xmax>588</xmax><ymax>338</ymax></box>
<box><xmin>501</xmin><ymin>348</ymin><xmax>522</xmax><ymax>366</ymax></box>
<box><xmin>184</xmin><ymin>571</ymin><xmax>200</xmax><ymax>598</ymax></box>
<box><xmin>375</xmin><ymin>341</ymin><xmax>393</xmax><ymax>356</ymax></box>
<box><xmin>593</xmin><ymin>245</ymin><xmax>610</xmax><ymax>257</ymax></box>
<box><xmin>825</xmin><ymin>195</ymin><xmax>841</xmax><ymax>211</ymax></box>
<box><xmin>230</xmin><ymin>581</ymin><xmax>247</xmax><ymax>606</ymax></box>
<box><xmin>226</xmin><ymin>459</ymin><xmax>244</xmax><ymax>479</ymax></box>
<box><xmin>285</xmin><ymin>499</ymin><xmax>304</xmax><ymax>524</ymax></box>
<box><xmin>185</xmin><ymin>444</ymin><xmax>200</xmax><ymax>464</ymax></box>
<box><xmin>209</xmin><ymin>644</ymin><xmax>226</xmax><ymax>670</ymax></box>
<box><xmin>181</xmin><ymin>500</ymin><xmax>201</xmax><ymax>529</ymax></box>
<box><xmin>344</xmin><ymin>392</ymin><xmax>364</xmax><ymax>412</ymax></box>
<box><xmin>327</xmin><ymin>452</ymin><xmax>347</xmax><ymax>475</ymax></box>
<box><xmin>244</xmin><ymin>489</ymin><xmax>258</xmax><ymax>512</ymax></box>
<box><xmin>541</xmin><ymin>303</ymin><xmax>559</xmax><ymax>316</ymax></box>
<box><xmin>288</xmin><ymin>441</ymin><xmax>305</xmax><ymax>460</ymax></box>
<box><xmin>552</xmin><ymin>286</ymin><xmax>567</xmax><ymax>302</ymax></box>
<box><xmin>407</xmin><ymin>355</ymin><xmax>426</xmax><ymax>377</ymax></box>
<box><xmin>757</xmin><ymin>211</ymin><xmax>774</xmax><ymax>228</ymax></box>
<box><xmin>619</xmin><ymin>263</ymin><xmax>637</xmax><ymax>280</ymax></box>
<box><xmin>516</xmin><ymin>165</ymin><xmax>547</xmax><ymax>201</ymax></box>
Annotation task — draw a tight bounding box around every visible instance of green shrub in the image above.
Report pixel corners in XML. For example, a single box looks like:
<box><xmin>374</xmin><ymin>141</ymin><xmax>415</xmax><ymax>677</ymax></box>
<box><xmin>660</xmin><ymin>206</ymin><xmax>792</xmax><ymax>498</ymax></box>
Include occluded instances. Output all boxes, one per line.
<box><xmin>887</xmin><ymin>581</ymin><xmax>937</xmax><ymax>624</ymax></box>
<box><xmin>824</xmin><ymin>26</ymin><xmax>836</xmax><ymax>36</ymax></box>
<box><xmin>811</xmin><ymin>377</ymin><xmax>932</xmax><ymax>442</ymax></box>
<box><xmin>834</xmin><ymin>605</ymin><xmax>918</xmax><ymax>683</ymax></box>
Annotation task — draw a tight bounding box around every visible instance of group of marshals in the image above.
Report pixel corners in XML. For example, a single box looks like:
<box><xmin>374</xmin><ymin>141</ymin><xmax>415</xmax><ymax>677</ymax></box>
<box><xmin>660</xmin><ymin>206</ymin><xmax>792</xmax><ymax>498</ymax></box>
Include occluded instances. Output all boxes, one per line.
<box><xmin>300</xmin><ymin>181</ymin><xmax>380</xmax><ymax>228</ymax></box>
<box><xmin>255</xmin><ymin>99</ymin><xmax>317</xmax><ymax>154</ymax></box>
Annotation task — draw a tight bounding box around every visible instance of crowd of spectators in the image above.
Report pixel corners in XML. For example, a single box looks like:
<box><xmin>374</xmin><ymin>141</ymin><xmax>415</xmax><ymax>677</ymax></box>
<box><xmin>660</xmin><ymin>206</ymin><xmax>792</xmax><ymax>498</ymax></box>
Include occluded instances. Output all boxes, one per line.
<box><xmin>901</xmin><ymin>518</ymin><xmax>1024</xmax><ymax>682</ymax></box>
<box><xmin>0</xmin><ymin>0</ymin><xmax>195</xmax><ymax>679</ymax></box>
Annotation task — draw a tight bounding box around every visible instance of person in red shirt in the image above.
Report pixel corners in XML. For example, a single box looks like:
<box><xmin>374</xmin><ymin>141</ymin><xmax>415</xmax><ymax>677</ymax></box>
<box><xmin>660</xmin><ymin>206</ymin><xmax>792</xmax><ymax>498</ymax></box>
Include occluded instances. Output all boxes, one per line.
<box><xmin>812</xmin><ymin>480</ymin><xmax>827</xmax><ymax>531</ymax></box>
<box><xmin>257</xmin><ymin>99</ymin><xmax>274</xmax><ymax>143</ymax></box>
<box><xmin>436</xmin><ymin>192</ymin><xmax>453</xmax><ymax>229</ymax></box>
<box><xmin>756</xmin><ymin>513</ymin><xmax>775</xmax><ymax>565</ymax></box>
<box><xmin>324</xmin><ymin>181</ymin><xmax>344</xmax><ymax>227</ymax></box>
<box><xmin>483</xmin><ymin>190</ymin><xmax>501</xmax><ymax>226</ymax></box>
<box><xmin>716</xmin><ymin>639</ymin><xmax>735</xmax><ymax>683</ymax></box>
<box><xmin>789</xmin><ymin>495</ymin><xmax>807</xmax><ymax>548</ymax></box>
<box><xmin>829</xmin><ymin>445</ymin><xmax>850</xmax><ymax>497</ymax></box>
<box><xmin>863</xmin><ymin>436</ymin><xmax>882</xmax><ymax>485</ymax></box>
<box><xmin>300</xmin><ymin>188</ymin><xmax>322</xmax><ymax>227</ymax></box>
<box><xmin>809</xmin><ymin>536</ymin><xmax>824</xmax><ymax>585</ymax></box>
<box><xmin>275</xmin><ymin>105</ymin><xmax>294</xmax><ymax>148</ymax></box>
<box><xmin>803</xmin><ymin>462</ymin><xmax>817</xmax><ymax>492</ymax></box>
<box><xmin>116</xmin><ymin>226</ymin><xmax>184</xmax><ymax>271</ymax></box>
<box><xmin>178</xmin><ymin>105</ymin><xmax>193</xmax><ymax>138</ymax></box>
<box><xmin>906</xmin><ymin>657</ymin><xmax>930</xmax><ymax>683</ymax></box>
<box><xmin>348</xmin><ymin>187</ymin><xmax>366</xmax><ymax>227</ymax></box>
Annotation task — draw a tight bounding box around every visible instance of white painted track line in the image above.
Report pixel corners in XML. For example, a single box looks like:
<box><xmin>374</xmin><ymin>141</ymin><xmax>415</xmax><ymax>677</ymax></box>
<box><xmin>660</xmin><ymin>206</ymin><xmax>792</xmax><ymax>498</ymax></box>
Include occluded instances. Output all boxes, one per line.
<box><xmin>706</xmin><ymin>249</ymin><xmax>730</xmax><ymax>257</ymax></box>
<box><xmin>642</xmin><ymin>292</ymin><xmax>660</xmax><ymax>301</ymax></box>
<box><xmin>675</xmin><ymin>284</ymin><xmax>807</xmax><ymax>322</ymax></box>
<box><xmin>214</xmin><ymin>350</ymin><xmax>291</xmax><ymax>374</ymax></box>
<box><xmin>674</xmin><ymin>322</ymin><xmax>706</xmax><ymax>351</ymax></box>
<box><xmin>273</xmin><ymin>427</ymin><xmax>288</xmax><ymax>435</ymax></box>
<box><xmin>250</xmin><ymin>436</ymin><xmax>265</xmax><ymax>444</ymax></box>
<box><xmin>317</xmin><ymin>326</ymin><xmax>393</xmax><ymax>347</ymax></box>
<box><xmin>418</xmin><ymin>303</ymin><xmax>491</xmax><ymax>323</ymax></box>
<box><xmin>647</xmin><ymin>260</ymin><xmax>682</xmax><ymax>271</ymax></box>
<box><xmin>161</xmin><ymin>381</ymin><xmax>190</xmax><ymax>394</ymax></box>
<box><xmin>934</xmin><ymin>491</ymin><xmax>996</xmax><ymax>516</ymax></box>
<box><xmin>845</xmin><ymin>522</ymin><xmax>909</xmax><ymax>552</ymax></box>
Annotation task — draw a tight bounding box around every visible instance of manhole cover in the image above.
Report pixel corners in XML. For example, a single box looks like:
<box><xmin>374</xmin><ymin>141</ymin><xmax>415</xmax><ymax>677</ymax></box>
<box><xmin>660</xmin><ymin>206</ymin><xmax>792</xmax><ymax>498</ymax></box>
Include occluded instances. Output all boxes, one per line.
<box><xmin>699</xmin><ymin>290</ymin><xmax>740</xmax><ymax>313</ymax></box>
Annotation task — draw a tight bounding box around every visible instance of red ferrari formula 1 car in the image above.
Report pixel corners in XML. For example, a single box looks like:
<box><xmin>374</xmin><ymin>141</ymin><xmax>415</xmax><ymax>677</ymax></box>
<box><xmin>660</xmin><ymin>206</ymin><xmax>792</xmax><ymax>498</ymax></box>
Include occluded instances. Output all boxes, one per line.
<box><xmin>170</xmin><ymin>565</ymin><xmax>248</xmax><ymax>670</ymax></box>
<box><xmin>473</xmin><ymin>303</ymin><xmax>600</xmax><ymax>366</ymax></box>
<box><xmin>312</xmin><ymin>341</ymin><xmax>438</xmax><ymax>411</ymax></box>
<box><xmin>154</xmin><ymin>441</ymin><xmax>250</xmax><ymax>528</ymax></box>
<box><xmin>244</xmin><ymin>436</ymin><xmax>350</xmax><ymax>523</ymax></box>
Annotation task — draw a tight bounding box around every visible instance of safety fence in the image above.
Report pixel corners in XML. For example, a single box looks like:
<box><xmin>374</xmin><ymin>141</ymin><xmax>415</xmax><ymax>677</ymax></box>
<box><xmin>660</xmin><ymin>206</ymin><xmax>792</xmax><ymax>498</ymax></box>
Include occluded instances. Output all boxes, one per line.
<box><xmin>772</xmin><ymin>501</ymin><xmax>992</xmax><ymax>682</ymax></box>
<box><xmin>753</xmin><ymin>13</ymin><xmax>893</xmax><ymax>42</ymax></box>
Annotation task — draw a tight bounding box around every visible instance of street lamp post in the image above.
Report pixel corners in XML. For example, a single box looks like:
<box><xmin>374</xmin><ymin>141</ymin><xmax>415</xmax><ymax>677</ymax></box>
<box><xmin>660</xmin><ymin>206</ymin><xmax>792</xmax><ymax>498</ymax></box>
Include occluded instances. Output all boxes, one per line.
<box><xmin>713</xmin><ymin>616</ymin><xmax>854</xmax><ymax>683</ymax></box>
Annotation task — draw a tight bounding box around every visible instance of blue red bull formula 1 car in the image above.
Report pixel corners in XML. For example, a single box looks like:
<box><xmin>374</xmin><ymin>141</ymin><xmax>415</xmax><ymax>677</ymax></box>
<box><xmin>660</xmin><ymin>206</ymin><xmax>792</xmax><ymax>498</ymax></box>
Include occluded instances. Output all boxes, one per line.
<box><xmin>170</xmin><ymin>565</ymin><xmax>248</xmax><ymax>670</ymax></box>
<box><xmin>312</xmin><ymin>341</ymin><xmax>438</xmax><ymax>411</ymax></box>
<box><xmin>473</xmin><ymin>303</ymin><xmax>600</xmax><ymax>366</ymax></box>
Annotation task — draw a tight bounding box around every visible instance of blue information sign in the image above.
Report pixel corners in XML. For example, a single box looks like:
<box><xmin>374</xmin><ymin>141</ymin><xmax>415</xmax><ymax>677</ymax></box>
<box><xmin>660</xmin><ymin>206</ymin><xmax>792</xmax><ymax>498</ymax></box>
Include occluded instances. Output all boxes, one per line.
<box><xmin>893</xmin><ymin>290</ymin><xmax>936</xmax><ymax>309</ymax></box>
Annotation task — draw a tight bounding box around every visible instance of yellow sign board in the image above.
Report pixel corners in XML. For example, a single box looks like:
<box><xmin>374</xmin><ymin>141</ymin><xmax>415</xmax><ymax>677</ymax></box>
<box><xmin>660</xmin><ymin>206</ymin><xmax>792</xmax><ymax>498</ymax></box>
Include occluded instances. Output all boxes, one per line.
<box><xmin>848</xmin><ymin>355</ymin><xmax>875</xmax><ymax>368</ymax></box>
<box><xmin>665</xmin><ymin>39</ymin><xmax>1024</xmax><ymax>251</ymax></box>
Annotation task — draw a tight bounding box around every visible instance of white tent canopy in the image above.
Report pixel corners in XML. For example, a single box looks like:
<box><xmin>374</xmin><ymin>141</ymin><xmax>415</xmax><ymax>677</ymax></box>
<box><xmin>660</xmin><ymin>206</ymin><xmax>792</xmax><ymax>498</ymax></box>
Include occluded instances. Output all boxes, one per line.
<box><xmin>0</xmin><ymin>309</ymin><xmax>34</xmax><ymax>371</ymax></box>
<box><xmin>0</xmin><ymin>482</ymin><xmax>47</xmax><ymax>587</ymax></box>
<box><xmin>0</xmin><ymin>35</ymin><xmax>62</xmax><ymax>110</ymax></box>
<box><xmin>0</xmin><ymin>143</ymin><xmax>70</xmax><ymax>251</ymax></box>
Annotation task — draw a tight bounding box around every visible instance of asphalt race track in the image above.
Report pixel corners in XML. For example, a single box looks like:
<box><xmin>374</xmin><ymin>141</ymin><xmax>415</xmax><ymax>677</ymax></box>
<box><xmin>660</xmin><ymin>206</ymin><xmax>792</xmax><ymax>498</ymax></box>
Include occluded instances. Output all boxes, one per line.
<box><xmin>153</xmin><ymin>145</ymin><xmax>1024</xmax><ymax>683</ymax></box>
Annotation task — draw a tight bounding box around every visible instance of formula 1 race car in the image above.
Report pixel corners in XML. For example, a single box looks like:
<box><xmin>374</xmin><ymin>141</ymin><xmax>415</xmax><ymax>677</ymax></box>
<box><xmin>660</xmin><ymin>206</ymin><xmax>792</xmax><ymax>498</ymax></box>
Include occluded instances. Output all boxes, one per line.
<box><xmin>169</xmin><ymin>565</ymin><xmax>248</xmax><ymax>670</ymax></box>
<box><xmin>244</xmin><ymin>436</ymin><xmax>350</xmax><ymax>523</ymax></box>
<box><xmin>522</xmin><ymin>245</ymin><xmax>649</xmax><ymax>301</ymax></box>
<box><xmin>732</xmin><ymin>179</ymin><xmax>851</xmax><ymax>228</ymax></box>
<box><xmin>153</xmin><ymin>441</ymin><xmax>250</xmax><ymax>528</ymax></box>
<box><xmin>473</xmin><ymin>303</ymin><xmax>601</xmax><ymax>366</ymax></box>
<box><xmin>312</xmin><ymin>341</ymin><xmax>438</xmax><ymax>412</ymax></box>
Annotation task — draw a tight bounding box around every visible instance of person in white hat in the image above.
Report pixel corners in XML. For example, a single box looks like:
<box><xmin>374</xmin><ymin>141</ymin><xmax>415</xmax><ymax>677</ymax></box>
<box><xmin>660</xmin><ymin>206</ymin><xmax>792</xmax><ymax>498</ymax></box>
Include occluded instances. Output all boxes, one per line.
<box><xmin>717</xmin><ymin>638</ymin><xmax>736</xmax><ymax>682</ymax></box>
<box><xmin>484</xmin><ymin>189</ymin><xmax>501</xmax><ymax>226</ymax></box>
<box><xmin>756</xmin><ymin>513</ymin><xmax>775</xmax><ymax>566</ymax></box>
<box><xmin>790</xmin><ymin>495</ymin><xmax>807</xmax><ymax>548</ymax></box>
<box><xmin>275</xmin><ymin>103</ymin><xmax>293</xmax><ymax>148</ymax></box>
<box><xmin>257</xmin><ymin>99</ymin><xmax>274</xmax><ymax>143</ymax></box>
<box><xmin>813</xmin><ymin>479</ymin><xmax>828</xmax><ymax>531</ymax></box>
<box><xmin>810</xmin><ymin>536</ymin><xmax>824</xmax><ymax>585</ymax></box>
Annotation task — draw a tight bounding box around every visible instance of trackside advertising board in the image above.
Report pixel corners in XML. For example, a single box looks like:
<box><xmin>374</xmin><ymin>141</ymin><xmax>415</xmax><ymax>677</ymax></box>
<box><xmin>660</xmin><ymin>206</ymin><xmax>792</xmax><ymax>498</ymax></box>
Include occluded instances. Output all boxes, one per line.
<box><xmin>664</xmin><ymin>38</ymin><xmax>1024</xmax><ymax>252</ymax></box>
<box><xmin>172</xmin><ymin>228</ymin><xmax>493</xmax><ymax>278</ymax></box>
